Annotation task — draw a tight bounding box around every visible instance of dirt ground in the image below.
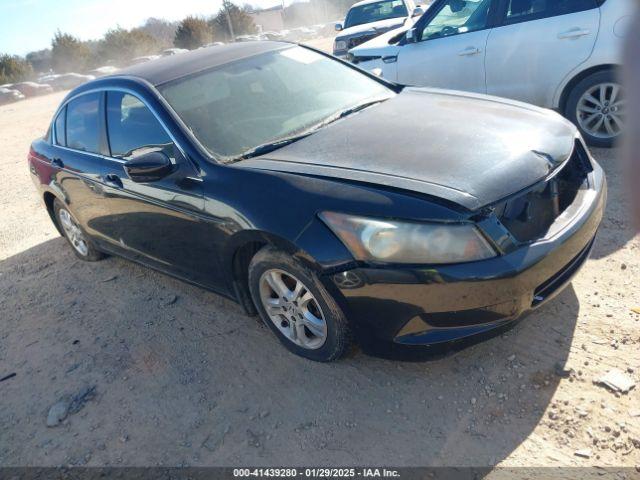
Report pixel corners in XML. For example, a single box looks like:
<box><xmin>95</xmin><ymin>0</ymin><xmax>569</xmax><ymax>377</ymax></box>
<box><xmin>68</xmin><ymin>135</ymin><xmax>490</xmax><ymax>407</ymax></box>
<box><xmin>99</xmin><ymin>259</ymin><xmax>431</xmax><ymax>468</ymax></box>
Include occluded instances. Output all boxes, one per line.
<box><xmin>0</xmin><ymin>84</ymin><xmax>639</xmax><ymax>469</ymax></box>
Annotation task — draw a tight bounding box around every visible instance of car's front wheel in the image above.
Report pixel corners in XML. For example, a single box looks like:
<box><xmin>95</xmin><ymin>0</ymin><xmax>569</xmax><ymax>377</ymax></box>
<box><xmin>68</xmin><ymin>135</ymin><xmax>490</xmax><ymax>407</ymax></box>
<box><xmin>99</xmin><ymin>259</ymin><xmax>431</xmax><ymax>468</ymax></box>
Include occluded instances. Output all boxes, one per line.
<box><xmin>248</xmin><ymin>246</ymin><xmax>351</xmax><ymax>362</ymax></box>
<box><xmin>565</xmin><ymin>70</ymin><xmax>624</xmax><ymax>148</ymax></box>
<box><xmin>53</xmin><ymin>199</ymin><xmax>105</xmax><ymax>262</ymax></box>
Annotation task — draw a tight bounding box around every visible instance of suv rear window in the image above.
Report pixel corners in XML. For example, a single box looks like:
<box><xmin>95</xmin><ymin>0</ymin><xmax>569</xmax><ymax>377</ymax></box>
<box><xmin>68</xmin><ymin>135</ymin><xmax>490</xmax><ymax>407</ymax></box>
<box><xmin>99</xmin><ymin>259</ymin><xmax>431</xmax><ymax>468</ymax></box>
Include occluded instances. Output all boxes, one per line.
<box><xmin>344</xmin><ymin>0</ymin><xmax>408</xmax><ymax>28</ymax></box>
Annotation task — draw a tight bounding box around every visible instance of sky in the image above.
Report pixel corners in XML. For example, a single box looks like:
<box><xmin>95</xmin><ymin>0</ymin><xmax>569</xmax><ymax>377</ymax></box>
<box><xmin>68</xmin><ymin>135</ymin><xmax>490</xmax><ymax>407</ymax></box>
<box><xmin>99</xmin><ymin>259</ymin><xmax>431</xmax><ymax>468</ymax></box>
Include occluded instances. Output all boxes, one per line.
<box><xmin>0</xmin><ymin>0</ymin><xmax>286</xmax><ymax>56</ymax></box>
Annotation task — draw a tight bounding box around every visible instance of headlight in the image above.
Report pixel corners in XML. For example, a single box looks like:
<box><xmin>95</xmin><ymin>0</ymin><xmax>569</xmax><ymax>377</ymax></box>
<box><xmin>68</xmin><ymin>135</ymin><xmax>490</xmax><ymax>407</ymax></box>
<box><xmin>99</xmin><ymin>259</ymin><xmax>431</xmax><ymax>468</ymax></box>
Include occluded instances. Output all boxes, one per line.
<box><xmin>319</xmin><ymin>212</ymin><xmax>497</xmax><ymax>264</ymax></box>
<box><xmin>334</xmin><ymin>40</ymin><xmax>347</xmax><ymax>51</ymax></box>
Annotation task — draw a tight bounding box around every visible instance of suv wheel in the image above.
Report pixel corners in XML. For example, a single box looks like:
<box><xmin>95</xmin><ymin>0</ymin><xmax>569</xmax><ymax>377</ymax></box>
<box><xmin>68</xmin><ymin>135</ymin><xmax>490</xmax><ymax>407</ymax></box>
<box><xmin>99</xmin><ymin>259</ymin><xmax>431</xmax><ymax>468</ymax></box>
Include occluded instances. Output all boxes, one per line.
<box><xmin>248</xmin><ymin>246</ymin><xmax>351</xmax><ymax>362</ymax></box>
<box><xmin>565</xmin><ymin>70</ymin><xmax>624</xmax><ymax>148</ymax></box>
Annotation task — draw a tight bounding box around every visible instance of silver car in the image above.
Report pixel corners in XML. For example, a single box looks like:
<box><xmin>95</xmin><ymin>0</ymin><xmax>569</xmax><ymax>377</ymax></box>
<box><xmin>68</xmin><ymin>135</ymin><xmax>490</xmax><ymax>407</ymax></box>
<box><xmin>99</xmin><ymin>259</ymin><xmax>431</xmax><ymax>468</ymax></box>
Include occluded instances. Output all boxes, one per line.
<box><xmin>350</xmin><ymin>0</ymin><xmax>634</xmax><ymax>147</ymax></box>
<box><xmin>0</xmin><ymin>87</ymin><xmax>25</xmax><ymax>105</ymax></box>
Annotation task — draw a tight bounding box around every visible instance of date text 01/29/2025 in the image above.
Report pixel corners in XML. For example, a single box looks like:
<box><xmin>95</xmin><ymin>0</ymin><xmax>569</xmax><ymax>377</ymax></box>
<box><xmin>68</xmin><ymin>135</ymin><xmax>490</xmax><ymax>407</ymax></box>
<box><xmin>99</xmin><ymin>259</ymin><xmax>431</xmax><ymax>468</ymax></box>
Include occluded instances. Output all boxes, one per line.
<box><xmin>232</xmin><ymin>468</ymin><xmax>400</xmax><ymax>477</ymax></box>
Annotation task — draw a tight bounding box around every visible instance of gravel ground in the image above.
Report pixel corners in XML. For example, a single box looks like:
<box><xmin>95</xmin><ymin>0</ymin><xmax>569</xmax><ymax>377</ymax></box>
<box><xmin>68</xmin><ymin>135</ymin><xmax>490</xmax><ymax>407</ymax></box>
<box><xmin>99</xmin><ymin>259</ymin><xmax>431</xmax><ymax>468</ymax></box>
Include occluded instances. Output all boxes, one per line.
<box><xmin>0</xmin><ymin>85</ymin><xmax>639</xmax><ymax>469</ymax></box>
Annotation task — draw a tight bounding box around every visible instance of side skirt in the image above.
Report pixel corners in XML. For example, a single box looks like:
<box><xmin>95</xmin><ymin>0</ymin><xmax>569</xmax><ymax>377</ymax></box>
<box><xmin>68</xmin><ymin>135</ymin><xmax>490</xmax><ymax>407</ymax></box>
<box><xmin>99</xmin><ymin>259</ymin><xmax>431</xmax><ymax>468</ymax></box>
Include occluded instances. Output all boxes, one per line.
<box><xmin>96</xmin><ymin>243</ymin><xmax>240</xmax><ymax>305</ymax></box>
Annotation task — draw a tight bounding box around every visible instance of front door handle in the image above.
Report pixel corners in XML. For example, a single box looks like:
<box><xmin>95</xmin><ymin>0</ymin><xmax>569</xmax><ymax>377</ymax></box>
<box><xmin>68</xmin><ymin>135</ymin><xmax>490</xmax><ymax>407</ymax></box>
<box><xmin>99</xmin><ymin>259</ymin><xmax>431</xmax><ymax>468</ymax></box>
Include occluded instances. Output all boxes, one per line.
<box><xmin>104</xmin><ymin>174</ymin><xmax>123</xmax><ymax>189</ymax></box>
<box><xmin>558</xmin><ymin>28</ymin><xmax>590</xmax><ymax>39</ymax></box>
<box><xmin>458</xmin><ymin>46</ymin><xmax>481</xmax><ymax>56</ymax></box>
<box><xmin>51</xmin><ymin>158</ymin><xmax>64</xmax><ymax>168</ymax></box>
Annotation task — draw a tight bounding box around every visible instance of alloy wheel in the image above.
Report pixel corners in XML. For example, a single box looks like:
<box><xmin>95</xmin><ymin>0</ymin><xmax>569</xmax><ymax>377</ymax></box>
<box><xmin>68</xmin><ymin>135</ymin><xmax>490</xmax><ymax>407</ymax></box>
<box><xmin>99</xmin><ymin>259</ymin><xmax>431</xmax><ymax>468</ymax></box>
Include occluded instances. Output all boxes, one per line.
<box><xmin>58</xmin><ymin>208</ymin><xmax>89</xmax><ymax>256</ymax></box>
<box><xmin>258</xmin><ymin>269</ymin><xmax>328</xmax><ymax>350</ymax></box>
<box><xmin>576</xmin><ymin>82</ymin><xmax>624</xmax><ymax>140</ymax></box>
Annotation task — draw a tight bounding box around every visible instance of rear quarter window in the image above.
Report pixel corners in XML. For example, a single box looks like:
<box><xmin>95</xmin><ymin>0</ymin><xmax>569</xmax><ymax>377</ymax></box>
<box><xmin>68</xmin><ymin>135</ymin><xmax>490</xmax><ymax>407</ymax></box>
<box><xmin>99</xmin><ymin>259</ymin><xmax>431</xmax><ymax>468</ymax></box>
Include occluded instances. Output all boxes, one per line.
<box><xmin>54</xmin><ymin>106</ymin><xmax>66</xmax><ymax>147</ymax></box>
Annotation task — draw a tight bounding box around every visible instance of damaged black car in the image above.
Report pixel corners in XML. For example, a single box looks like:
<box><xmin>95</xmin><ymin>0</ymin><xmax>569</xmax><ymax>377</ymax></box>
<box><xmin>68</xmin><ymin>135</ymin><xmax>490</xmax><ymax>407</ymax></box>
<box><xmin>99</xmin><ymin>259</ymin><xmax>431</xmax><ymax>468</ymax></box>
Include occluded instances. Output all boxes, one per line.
<box><xmin>29</xmin><ymin>42</ymin><xmax>605</xmax><ymax>361</ymax></box>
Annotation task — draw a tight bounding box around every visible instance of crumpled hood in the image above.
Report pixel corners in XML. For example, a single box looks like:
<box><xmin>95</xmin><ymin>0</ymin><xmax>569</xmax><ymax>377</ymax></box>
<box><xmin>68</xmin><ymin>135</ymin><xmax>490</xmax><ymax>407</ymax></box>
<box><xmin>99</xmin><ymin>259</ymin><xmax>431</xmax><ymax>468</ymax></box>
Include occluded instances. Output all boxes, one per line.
<box><xmin>336</xmin><ymin>17</ymin><xmax>409</xmax><ymax>43</ymax></box>
<box><xmin>237</xmin><ymin>88</ymin><xmax>578</xmax><ymax>211</ymax></box>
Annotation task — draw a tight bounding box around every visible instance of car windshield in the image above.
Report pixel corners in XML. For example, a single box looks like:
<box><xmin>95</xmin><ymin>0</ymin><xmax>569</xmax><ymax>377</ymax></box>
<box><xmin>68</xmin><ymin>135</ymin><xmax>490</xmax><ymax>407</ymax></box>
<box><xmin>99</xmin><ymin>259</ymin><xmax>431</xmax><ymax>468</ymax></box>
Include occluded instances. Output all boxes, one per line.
<box><xmin>158</xmin><ymin>46</ymin><xmax>393</xmax><ymax>161</ymax></box>
<box><xmin>344</xmin><ymin>0</ymin><xmax>409</xmax><ymax>28</ymax></box>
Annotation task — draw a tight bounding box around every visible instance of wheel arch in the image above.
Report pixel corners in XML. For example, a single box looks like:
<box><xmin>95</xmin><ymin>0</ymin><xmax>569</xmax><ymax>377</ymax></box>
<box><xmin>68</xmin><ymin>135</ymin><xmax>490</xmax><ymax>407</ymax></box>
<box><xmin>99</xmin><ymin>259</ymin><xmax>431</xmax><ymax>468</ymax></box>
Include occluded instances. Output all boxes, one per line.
<box><xmin>224</xmin><ymin>230</ymin><xmax>327</xmax><ymax>316</ymax></box>
<box><xmin>43</xmin><ymin>190</ymin><xmax>64</xmax><ymax>236</ymax></box>
<box><xmin>558</xmin><ymin>64</ymin><xmax>620</xmax><ymax>115</ymax></box>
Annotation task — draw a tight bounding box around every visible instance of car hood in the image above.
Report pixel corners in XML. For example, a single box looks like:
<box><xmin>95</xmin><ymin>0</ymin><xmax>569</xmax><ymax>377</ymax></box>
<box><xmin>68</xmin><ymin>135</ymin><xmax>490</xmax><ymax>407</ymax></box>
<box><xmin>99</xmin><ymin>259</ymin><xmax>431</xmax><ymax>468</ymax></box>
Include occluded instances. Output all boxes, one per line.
<box><xmin>349</xmin><ymin>27</ymin><xmax>405</xmax><ymax>57</ymax></box>
<box><xmin>236</xmin><ymin>88</ymin><xmax>577</xmax><ymax>211</ymax></box>
<box><xmin>336</xmin><ymin>17</ymin><xmax>409</xmax><ymax>40</ymax></box>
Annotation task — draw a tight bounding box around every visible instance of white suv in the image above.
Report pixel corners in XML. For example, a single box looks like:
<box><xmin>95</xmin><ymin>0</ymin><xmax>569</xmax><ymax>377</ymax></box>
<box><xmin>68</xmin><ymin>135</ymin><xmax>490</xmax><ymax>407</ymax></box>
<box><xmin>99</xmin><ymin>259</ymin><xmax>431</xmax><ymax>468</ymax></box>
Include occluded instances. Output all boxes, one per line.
<box><xmin>349</xmin><ymin>0</ymin><xmax>634</xmax><ymax>146</ymax></box>
<box><xmin>333</xmin><ymin>0</ymin><xmax>426</xmax><ymax>58</ymax></box>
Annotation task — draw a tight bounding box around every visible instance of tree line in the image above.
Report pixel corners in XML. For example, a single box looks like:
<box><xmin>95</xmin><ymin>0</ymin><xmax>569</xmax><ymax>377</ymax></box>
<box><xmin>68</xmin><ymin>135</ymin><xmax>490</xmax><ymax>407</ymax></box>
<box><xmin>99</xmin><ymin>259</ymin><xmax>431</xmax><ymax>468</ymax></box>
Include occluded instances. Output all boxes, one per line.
<box><xmin>1</xmin><ymin>1</ymin><xmax>256</xmax><ymax>84</ymax></box>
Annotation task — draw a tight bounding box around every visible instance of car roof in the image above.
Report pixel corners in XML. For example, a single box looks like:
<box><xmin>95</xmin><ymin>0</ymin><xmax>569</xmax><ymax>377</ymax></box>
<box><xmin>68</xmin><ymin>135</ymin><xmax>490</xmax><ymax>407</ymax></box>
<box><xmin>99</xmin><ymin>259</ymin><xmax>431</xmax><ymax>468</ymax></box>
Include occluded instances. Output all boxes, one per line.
<box><xmin>110</xmin><ymin>41</ymin><xmax>291</xmax><ymax>87</ymax></box>
<box><xmin>350</xmin><ymin>0</ymin><xmax>393</xmax><ymax>9</ymax></box>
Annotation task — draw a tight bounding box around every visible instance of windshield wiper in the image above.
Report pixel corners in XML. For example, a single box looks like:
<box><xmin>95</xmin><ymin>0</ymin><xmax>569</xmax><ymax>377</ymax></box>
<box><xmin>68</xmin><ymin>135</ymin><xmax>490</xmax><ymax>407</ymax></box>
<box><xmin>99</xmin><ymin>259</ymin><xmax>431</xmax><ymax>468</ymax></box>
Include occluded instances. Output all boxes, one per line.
<box><xmin>228</xmin><ymin>97</ymin><xmax>389</xmax><ymax>163</ymax></box>
<box><xmin>229</xmin><ymin>132</ymin><xmax>314</xmax><ymax>162</ymax></box>
<box><xmin>320</xmin><ymin>98</ymin><xmax>389</xmax><ymax>127</ymax></box>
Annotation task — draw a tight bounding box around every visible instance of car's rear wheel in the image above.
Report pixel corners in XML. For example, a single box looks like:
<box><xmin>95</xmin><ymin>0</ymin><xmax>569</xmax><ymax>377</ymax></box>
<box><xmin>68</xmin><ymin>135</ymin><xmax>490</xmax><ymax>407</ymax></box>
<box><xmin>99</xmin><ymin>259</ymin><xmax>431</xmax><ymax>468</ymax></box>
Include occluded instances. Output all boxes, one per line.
<box><xmin>248</xmin><ymin>246</ymin><xmax>351</xmax><ymax>362</ymax></box>
<box><xmin>53</xmin><ymin>199</ymin><xmax>105</xmax><ymax>262</ymax></box>
<box><xmin>565</xmin><ymin>70</ymin><xmax>624</xmax><ymax>148</ymax></box>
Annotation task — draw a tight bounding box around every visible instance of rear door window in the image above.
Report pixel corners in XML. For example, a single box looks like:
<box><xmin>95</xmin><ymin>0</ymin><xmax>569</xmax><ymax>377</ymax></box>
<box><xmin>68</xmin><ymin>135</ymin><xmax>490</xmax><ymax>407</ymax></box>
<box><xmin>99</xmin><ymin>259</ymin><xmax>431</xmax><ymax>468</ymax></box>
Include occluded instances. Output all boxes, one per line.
<box><xmin>65</xmin><ymin>93</ymin><xmax>101</xmax><ymax>153</ymax></box>
<box><xmin>503</xmin><ymin>0</ymin><xmax>598</xmax><ymax>24</ymax></box>
<box><xmin>106</xmin><ymin>91</ymin><xmax>174</xmax><ymax>159</ymax></box>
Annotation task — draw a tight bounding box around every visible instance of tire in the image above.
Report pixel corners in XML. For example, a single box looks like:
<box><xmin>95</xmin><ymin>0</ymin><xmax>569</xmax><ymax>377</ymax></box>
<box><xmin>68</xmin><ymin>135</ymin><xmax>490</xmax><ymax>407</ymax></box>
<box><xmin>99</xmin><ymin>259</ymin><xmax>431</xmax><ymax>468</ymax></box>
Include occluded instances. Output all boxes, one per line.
<box><xmin>565</xmin><ymin>70</ymin><xmax>623</xmax><ymax>148</ymax></box>
<box><xmin>53</xmin><ymin>199</ymin><xmax>105</xmax><ymax>262</ymax></box>
<box><xmin>248</xmin><ymin>246</ymin><xmax>351</xmax><ymax>362</ymax></box>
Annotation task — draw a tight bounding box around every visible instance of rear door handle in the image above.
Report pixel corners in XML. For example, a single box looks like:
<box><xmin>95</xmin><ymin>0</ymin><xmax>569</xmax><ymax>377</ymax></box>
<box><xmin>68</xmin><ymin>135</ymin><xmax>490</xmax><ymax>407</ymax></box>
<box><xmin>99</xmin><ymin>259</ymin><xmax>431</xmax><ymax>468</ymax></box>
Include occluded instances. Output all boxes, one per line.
<box><xmin>51</xmin><ymin>158</ymin><xmax>64</xmax><ymax>168</ymax></box>
<box><xmin>558</xmin><ymin>28</ymin><xmax>590</xmax><ymax>39</ymax></box>
<box><xmin>458</xmin><ymin>47</ymin><xmax>481</xmax><ymax>56</ymax></box>
<box><xmin>104</xmin><ymin>174</ymin><xmax>123</xmax><ymax>189</ymax></box>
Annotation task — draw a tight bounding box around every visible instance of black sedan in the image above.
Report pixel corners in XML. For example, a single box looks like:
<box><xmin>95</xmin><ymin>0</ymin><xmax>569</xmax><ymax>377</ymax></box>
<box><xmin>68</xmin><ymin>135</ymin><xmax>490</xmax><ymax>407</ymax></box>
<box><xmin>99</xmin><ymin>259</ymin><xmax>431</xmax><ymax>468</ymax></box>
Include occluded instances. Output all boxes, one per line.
<box><xmin>29</xmin><ymin>42</ymin><xmax>606</xmax><ymax>361</ymax></box>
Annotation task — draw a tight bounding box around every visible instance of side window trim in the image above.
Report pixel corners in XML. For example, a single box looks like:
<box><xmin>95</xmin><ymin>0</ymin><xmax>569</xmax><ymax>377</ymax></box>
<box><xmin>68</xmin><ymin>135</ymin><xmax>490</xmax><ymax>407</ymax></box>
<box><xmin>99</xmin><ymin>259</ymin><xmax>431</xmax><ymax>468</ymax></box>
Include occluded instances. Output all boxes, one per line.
<box><xmin>53</xmin><ymin>105</ymin><xmax>67</xmax><ymax>147</ymax></box>
<box><xmin>98</xmin><ymin>91</ymin><xmax>110</xmax><ymax>157</ymax></box>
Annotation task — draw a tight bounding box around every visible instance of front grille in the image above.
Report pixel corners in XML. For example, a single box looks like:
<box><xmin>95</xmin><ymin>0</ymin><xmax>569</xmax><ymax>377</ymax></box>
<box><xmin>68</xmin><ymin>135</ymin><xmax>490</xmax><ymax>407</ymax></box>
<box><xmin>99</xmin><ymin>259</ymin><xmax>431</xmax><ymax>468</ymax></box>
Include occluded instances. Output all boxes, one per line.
<box><xmin>494</xmin><ymin>141</ymin><xmax>592</xmax><ymax>244</ymax></box>
<box><xmin>348</xmin><ymin>34</ymin><xmax>378</xmax><ymax>49</ymax></box>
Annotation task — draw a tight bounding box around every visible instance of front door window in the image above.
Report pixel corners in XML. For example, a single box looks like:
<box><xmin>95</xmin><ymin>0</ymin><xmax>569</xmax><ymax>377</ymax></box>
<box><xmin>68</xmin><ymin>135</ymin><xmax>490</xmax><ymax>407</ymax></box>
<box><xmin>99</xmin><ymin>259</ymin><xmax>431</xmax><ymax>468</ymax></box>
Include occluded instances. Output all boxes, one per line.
<box><xmin>420</xmin><ymin>0</ymin><xmax>493</xmax><ymax>40</ymax></box>
<box><xmin>106</xmin><ymin>92</ymin><xmax>176</xmax><ymax>160</ymax></box>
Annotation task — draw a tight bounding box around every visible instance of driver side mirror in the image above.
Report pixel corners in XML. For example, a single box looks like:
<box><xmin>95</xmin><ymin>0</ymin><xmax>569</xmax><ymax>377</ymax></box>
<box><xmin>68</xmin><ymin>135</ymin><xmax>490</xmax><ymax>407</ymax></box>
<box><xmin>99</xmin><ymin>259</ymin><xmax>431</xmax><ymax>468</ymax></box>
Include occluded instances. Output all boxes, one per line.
<box><xmin>406</xmin><ymin>27</ymin><xmax>417</xmax><ymax>43</ymax></box>
<box><xmin>412</xmin><ymin>6</ymin><xmax>425</xmax><ymax>17</ymax></box>
<box><xmin>124</xmin><ymin>150</ymin><xmax>174</xmax><ymax>183</ymax></box>
<box><xmin>335</xmin><ymin>23</ymin><xmax>343</xmax><ymax>31</ymax></box>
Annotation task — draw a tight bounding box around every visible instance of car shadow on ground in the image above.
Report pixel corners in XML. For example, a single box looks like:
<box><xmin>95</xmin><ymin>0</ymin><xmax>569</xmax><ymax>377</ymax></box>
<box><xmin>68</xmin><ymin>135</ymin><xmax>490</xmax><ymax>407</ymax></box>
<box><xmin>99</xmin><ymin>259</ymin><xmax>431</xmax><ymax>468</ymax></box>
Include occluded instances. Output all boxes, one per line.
<box><xmin>1</xmin><ymin>237</ymin><xmax>580</xmax><ymax>467</ymax></box>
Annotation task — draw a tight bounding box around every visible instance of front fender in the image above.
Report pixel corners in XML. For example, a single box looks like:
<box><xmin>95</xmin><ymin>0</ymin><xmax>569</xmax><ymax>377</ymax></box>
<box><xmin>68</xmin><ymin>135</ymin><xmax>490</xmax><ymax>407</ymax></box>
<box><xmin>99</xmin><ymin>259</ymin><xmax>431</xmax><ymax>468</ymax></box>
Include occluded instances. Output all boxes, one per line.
<box><xmin>222</xmin><ymin>220</ymin><xmax>351</xmax><ymax>283</ymax></box>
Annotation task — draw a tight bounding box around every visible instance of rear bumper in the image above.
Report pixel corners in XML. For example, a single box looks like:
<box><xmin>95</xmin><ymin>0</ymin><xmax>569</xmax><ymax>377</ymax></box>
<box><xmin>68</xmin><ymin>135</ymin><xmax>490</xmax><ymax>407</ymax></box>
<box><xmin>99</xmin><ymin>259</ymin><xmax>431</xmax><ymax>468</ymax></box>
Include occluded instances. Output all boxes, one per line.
<box><xmin>328</xmin><ymin>164</ymin><xmax>606</xmax><ymax>348</ymax></box>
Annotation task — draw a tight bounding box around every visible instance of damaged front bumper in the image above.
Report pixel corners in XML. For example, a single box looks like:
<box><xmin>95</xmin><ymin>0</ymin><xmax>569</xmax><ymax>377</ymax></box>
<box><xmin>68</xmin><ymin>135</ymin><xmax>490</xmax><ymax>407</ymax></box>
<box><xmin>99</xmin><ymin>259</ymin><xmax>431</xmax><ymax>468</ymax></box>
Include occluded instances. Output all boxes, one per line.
<box><xmin>327</xmin><ymin>158</ymin><xmax>606</xmax><ymax>350</ymax></box>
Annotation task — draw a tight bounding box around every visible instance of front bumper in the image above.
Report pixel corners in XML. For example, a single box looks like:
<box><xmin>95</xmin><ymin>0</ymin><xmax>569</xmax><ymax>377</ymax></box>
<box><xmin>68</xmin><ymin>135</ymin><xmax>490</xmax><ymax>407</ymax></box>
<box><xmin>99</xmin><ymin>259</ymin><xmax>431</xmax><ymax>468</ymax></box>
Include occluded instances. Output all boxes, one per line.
<box><xmin>328</xmin><ymin>163</ymin><xmax>606</xmax><ymax>349</ymax></box>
